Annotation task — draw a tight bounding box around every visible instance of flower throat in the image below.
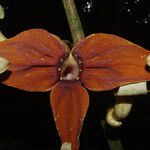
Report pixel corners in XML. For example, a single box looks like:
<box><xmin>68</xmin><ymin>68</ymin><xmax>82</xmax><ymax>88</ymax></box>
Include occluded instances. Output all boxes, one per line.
<box><xmin>59</xmin><ymin>53</ymin><xmax>81</xmax><ymax>81</ymax></box>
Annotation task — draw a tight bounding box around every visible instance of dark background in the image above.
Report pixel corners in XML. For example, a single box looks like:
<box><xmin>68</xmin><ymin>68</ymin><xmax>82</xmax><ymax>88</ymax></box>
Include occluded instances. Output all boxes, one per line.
<box><xmin>0</xmin><ymin>0</ymin><xmax>150</xmax><ymax>149</ymax></box>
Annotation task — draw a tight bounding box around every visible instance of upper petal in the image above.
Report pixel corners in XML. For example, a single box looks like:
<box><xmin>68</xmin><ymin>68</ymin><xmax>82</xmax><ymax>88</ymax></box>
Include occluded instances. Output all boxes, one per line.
<box><xmin>0</xmin><ymin>29</ymin><xmax>68</xmax><ymax>91</ymax></box>
<box><xmin>72</xmin><ymin>34</ymin><xmax>150</xmax><ymax>91</ymax></box>
<box><xmin>50</xmin><ymin>81</ymin><xmax>89</xmax><ymax>150</ymax></box>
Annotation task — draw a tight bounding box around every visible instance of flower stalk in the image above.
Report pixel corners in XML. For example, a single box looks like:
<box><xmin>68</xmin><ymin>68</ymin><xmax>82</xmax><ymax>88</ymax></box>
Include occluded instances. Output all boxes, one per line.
<box><xmin>62</xmin><ymin>0</ymin><xmax>85</xmax><ymax>44</ymax></box>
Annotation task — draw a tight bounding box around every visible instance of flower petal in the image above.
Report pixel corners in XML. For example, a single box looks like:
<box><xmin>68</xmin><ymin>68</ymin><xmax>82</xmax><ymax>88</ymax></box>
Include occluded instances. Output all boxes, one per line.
<box><xmin>0</xmin><ymin>29</ymin><xmax>68</xmax><ymax>91</ymax></box>
<box><xmin>72</xmin><ymin>34</ymin><xmax>150</xmax><ymax>91</ymax></box>
<box><xmin>50</xmin><ymin>81</ymin><xmax>89</xmax><ymax>150</ymax></box>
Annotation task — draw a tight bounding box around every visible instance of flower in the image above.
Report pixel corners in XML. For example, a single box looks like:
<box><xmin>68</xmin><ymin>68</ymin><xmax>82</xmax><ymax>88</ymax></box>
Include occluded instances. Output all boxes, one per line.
<box><xmin>0</xmin><ymin>29</ymin><xmax>150</xmax><ymax>150</ymax></box>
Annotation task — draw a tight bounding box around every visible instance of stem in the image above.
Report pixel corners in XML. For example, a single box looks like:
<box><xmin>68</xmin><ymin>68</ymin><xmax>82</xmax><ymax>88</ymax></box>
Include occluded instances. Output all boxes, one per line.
<box><xmin>62</xmin><ymin>0</ymin><xmax>85</xmax><ymax>44</ymax></box>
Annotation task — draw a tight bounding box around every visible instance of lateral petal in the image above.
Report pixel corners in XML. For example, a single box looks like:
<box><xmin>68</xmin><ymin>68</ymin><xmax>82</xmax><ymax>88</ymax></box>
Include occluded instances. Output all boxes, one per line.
<box><xmin>0</xmin><ymin>29</ymin><xmax>68</xmax><ymax>91</ymax></box>
<box><xmin>50</xmin><ymin>81</ymin><xmax>89</xmax><ymax>150</ymax></box>
<box><xmin>72</xmin><ymin>34</ymin><xmax>150</xmax><ymax>91</ymax></box>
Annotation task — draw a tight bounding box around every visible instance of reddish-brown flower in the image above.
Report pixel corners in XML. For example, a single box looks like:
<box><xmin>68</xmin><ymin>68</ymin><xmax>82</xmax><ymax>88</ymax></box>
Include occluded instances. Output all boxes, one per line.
<box><xmin>0</xmin><ymin>29</ymin><xmax>150</xmax><ymax>150</ymax></box>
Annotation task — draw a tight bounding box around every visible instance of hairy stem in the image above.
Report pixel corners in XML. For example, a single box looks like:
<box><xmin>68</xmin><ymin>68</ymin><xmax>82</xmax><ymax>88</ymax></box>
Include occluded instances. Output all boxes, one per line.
<box><xmin>62</xmin><ymin>0</ymin><xmax>85</xmax><ymax>44</ymax></box>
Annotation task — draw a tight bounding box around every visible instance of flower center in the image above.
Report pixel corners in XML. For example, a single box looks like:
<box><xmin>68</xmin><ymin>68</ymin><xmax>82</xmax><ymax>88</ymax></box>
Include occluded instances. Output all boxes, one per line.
<box><xmin>59</xmin><ymin>53</ymin><xmax>81</xmax><ymax>81</ymax></box>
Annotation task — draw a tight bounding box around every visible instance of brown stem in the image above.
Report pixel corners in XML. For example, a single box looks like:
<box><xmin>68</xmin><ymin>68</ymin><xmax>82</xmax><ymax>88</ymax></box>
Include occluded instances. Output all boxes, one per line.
<box><xmin>62</xmin><ymin>0</ymin><xmax>85</xmax><ymax>44</ymax></box>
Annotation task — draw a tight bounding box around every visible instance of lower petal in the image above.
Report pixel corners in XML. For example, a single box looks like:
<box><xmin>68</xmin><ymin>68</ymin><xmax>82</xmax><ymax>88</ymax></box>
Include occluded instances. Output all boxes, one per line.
<box><xmin>50</xmin><ymin>81</ymin><xmax>89</xmax><ymax>150</ymax></box>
